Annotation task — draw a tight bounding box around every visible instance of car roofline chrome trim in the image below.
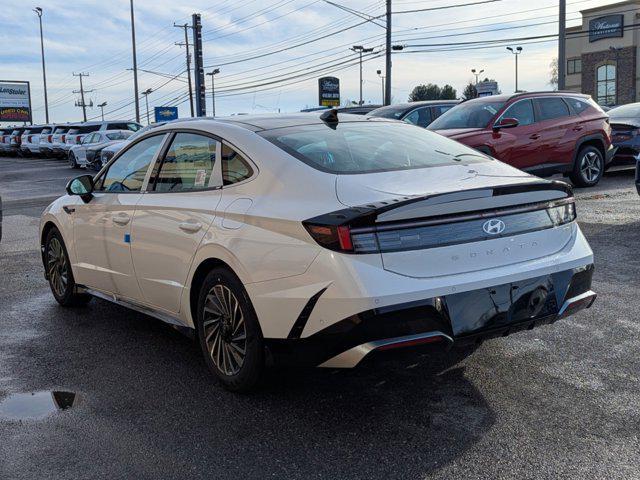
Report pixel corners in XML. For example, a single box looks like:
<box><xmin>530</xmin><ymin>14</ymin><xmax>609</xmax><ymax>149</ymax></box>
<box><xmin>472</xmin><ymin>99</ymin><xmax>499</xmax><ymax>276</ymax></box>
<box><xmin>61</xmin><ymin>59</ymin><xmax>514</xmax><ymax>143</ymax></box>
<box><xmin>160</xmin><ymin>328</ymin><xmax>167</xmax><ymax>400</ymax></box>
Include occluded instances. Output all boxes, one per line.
<box><xmin>78</xmin><ymin>286</ymin><xmax>191</xmax><ymax>328</ymax></box>
<box><xmin>318</xmin><ymin>331</ymin><xmax>453</xmax><ymax>369</ymax></box>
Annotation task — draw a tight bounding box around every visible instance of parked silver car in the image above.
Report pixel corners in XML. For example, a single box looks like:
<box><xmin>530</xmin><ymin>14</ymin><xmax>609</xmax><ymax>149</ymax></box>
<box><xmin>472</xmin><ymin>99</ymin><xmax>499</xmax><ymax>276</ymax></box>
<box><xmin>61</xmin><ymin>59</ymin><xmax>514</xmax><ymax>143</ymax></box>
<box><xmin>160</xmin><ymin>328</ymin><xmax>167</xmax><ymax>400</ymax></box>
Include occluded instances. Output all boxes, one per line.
<box><xmin>69</xmin><ymin>130</ymin><xmax>133</xmax><ymax>169</ymax></box>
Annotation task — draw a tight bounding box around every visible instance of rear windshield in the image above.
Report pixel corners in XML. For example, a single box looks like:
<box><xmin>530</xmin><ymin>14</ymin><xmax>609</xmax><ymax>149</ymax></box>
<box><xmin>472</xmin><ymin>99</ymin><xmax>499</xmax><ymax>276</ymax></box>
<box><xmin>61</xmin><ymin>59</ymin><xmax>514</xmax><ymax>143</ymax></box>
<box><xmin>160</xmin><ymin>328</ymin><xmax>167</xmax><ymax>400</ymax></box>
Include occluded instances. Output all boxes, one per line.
<box><xmin>369</xmin><ymin>106</ymin><xmax>407</xmax><ymax>120</ymax></box>
<box><xmin>26</xmin><ymin>127</ymin><xmax>45</xmax><ymax>134</ymax></box>
<box><xmin>106</xmin><ymin>131</ymin><xmax>132</xmax><ymax>140</ymax></box>
<box><xmin>259</xmin><ymin>122</ymin><xmax>489</xmax><ymax>174</ymax></box>
<box><xmin>107</xmin><ymin>122</ymin><xmax>141</xmax><ymax>131</ymax></box>
<box><xmin>11</xmin><ymin>129</ymin><xmax>23</xmax><ymax>135</ymax></box>
<box><xmin>53</xmin><ymin>126</ymin><xmax>69</xmax><ymax>133</ymax></box>
<box><xmin>40</xmin><ymin>127</ymin><xmax>52</xmax><ymax>134</ymax></box>
<box><xmin>428</xmin><ymin>100</ymin><xmax>505</xmax><ymax>130</ymax></box>
<box><xmin>76</xmin><ymin>125</ymin><xmax>101</xmax><ymax>134</ymax></box>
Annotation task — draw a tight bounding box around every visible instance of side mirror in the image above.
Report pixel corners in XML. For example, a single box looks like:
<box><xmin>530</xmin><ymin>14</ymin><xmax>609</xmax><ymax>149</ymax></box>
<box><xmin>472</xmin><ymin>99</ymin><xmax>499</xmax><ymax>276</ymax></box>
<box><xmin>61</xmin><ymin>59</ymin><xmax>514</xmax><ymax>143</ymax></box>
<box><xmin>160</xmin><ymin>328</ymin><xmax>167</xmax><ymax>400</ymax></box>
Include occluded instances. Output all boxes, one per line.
<box><xmin>493</xmin><ymin>117</ymin><xmax>519</xmax><ymax>131</ymax></box>
<box><xmin>66</xmin><ymin>175</ymin><xmax>94</xmax><ymax>202</ymax></box>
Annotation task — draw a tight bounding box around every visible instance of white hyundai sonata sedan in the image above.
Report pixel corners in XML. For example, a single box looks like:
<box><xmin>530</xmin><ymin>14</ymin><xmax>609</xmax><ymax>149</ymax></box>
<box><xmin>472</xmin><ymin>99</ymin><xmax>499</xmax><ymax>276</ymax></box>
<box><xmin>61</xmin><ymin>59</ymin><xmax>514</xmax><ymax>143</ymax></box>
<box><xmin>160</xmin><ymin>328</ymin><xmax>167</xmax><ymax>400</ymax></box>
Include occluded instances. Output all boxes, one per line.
<box><xmin>40</xmin><ymin>112</ymin><xmax>596</xmax><ymax>391</ymax></box>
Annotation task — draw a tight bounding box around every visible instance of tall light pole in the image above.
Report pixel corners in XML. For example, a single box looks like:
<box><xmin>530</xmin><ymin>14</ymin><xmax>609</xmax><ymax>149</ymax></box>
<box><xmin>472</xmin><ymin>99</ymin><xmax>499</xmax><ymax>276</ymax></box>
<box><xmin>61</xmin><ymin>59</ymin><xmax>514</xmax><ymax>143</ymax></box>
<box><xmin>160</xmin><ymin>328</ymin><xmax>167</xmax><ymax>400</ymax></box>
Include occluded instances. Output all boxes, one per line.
<box><xmin>558</xmin><ymin>0</ymin><xmax>566</xmax><ymax>90</ymax></box>
<box><xmin>129</xmin><ymin>0</ymin><xmax>140</xmax><ymax>123</ymax></box>
<box><xmin>142</xmin><ymin>88</ymin><xmax>152</xmax><ymax>125</ymax></box>
<box><xmin>174</xmin><ymin>23</ymin><xmax>194</xmax><ymax>117</ymax></box>
<box><xmin>98</xmin><ymin>101</ymin><xmax>107</xmax><ymax>121</ymax></box>
<box><xmin>471</xmin><ymin>68</ymin><xmax>484</xmax><ymax>85</ymax></box>
<box><xmin>506</xmin><ymin>46</ymin><xmax>523</xmax><ymax>92</ymax></box>
<box><xmin>33</xmin><ymin>7</ymin><xmax>49</xmax><ymax>123</ymax></box>
<box><xmin>206</xmin><ymin>68</ymin><xmax>220</xmax><ymax>116</ymax></box>
<box><xmin>385</xmin><ymin>0</ymin><xmax>392</xmax><ymax>106</ymax></box>
<box><xmin>351</xmin><ymin>46</ymin><xmax>374</xmax><ymax>105</ymax></box>
<box><xmin>376</xmin><ymin>69</ymin><xmax>385</xmax><ymax>105</ymax></box>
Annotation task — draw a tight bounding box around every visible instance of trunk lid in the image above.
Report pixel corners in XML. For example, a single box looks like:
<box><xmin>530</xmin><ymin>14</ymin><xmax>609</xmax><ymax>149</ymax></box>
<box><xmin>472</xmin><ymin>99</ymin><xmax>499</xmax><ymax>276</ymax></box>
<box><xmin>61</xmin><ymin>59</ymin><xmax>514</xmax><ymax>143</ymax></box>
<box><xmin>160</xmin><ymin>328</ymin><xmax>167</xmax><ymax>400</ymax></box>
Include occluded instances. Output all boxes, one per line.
<box><xmin>335</xmin><ymin>164</ymin><xmax>575</xmax><ymax>279</ymax></box>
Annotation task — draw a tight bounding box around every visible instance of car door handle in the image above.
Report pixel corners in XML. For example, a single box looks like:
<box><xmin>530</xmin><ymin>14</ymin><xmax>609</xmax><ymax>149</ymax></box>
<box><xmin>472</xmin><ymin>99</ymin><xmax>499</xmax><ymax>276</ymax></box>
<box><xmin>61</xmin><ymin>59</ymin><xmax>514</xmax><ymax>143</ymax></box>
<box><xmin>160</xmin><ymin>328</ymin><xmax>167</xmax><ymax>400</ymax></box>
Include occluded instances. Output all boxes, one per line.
<box><xmin>573</xmin><ymin>126</ymin><xmax>584</xmax><ymax>131</ymax></box>
<box><xmin>179</xmin><ymin>221</ymin><xmax>203</xmax><ymax>233</ymax></box>
<box><xmin>529</xmin><ymin>134</ymin><xmax>541</xmax><ymax>140</ymax></box>
<box><xmin>112</xmin><ymin>213</ymin><xmax>131</xmax><ymax>226</ymax></box>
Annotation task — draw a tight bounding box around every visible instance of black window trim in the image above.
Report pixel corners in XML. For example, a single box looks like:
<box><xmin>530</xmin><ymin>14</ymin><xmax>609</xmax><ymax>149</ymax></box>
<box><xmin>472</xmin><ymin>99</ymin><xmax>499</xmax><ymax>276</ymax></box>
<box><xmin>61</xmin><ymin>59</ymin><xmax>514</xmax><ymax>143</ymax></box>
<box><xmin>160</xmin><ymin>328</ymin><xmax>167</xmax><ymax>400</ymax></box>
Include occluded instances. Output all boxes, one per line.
<box><xmin>93</xmin><ymin>132</ymin><xmax>170</xmax><ymax>194</ymax></box>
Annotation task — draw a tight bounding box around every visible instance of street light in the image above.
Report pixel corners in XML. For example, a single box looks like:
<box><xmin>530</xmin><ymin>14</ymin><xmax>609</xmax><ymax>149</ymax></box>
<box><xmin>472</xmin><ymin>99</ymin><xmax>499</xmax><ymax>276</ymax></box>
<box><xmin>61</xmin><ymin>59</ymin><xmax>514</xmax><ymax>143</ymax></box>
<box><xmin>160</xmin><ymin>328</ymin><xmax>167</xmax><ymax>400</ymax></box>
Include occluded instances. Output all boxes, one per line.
<box><xmin>350</xmin><ymin>45</ymin><xmax>374</xmax><ymax>106</ymax></box>
<box><xmin>33</xmin><ymin>7</ymin><xmax>49</xmax><ymax>123</ymax></box>
<box><xmin>98</xmin><ymin>101</ymin><xmax>107</xmax><ymax>121</ymax></box>
<box><xmin>471</xmin><ymin>68</ymin><xmax>484</xmax><ymax>85</ymax></box>
<box><xmin>206</xmin><ymin>68</ymin><xmax>220</xmax><ymax>117</ymax></box>
<box><xmin>142</xmin><ymin>88</ymin><xmax>153</xmax><ymax>125</ymax></box>
<box><xmin>376</xmin><ymin>69</ymin><xmax>386</xmax><ymax>105</ymax></box>
<box><xmin>506</xmin><ymin>46</ymin><xmax>523</xmax><ymax>92</ymax></box>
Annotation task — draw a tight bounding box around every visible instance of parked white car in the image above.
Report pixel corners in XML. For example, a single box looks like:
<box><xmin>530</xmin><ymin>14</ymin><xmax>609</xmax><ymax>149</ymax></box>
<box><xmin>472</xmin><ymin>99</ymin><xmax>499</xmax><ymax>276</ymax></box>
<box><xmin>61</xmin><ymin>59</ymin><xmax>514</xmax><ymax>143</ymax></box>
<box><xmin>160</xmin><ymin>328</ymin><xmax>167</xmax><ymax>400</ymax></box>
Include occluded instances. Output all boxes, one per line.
<box><xmin>20</xmin><ymin>125</ymin><xmax>48</xmax><ymax>156</ymax></box>
<box><xmin>64</xmin><ymin>120</ymin><xmax>141</xmax><ymax>153</ymax></box>
<box><xmin>39</xmin><ymin>113</ymin><xmax>596</xmax><ymax>391</ymax></box>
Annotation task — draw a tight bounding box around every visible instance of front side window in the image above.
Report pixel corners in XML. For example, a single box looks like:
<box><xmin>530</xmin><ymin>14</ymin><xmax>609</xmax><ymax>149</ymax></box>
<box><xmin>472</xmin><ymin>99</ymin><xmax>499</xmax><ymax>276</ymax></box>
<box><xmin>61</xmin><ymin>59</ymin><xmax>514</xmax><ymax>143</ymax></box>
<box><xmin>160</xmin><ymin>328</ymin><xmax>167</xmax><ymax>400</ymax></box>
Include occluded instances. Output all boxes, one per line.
<box><xmin>501</xmin><ymin>99</ymin><xmax>535</xmax><ymax>126</ymax></box>
<box><xmin>97</xmin><ymin>134</ymin><xmax>165</xmax><ymax>192</ymax></box>
<box><xmin>597</xmin><ymin>64</ymin><xmax>616</xmax><ymax>106</ymax></box>
<box><xmin>154</xmin><ymin>133</ymin><xmax>217</xmax><ymax>192</ymax></box>
<box><xmin>535</xmin><ymin>97</ymin><xmax>570</xmax><ymax>121</ymax></box>
<box><xmin>428</xmin><ymin>100</ymin><xmax>505</xmax><ymax>130</ymax></box>
<box><xmin>260</xmin><ymin>122</ymin><xmax>490</xmax><ymax>174</ymax></box>
<box><xmin>403</xmin><ymin>107</ymin><xmax>432</xmax><ymax>128</ymax></box>
<box><xmin>222</xmin><ymin>144</ymin><xmax>253</xmax><ymax>185</ymax></box>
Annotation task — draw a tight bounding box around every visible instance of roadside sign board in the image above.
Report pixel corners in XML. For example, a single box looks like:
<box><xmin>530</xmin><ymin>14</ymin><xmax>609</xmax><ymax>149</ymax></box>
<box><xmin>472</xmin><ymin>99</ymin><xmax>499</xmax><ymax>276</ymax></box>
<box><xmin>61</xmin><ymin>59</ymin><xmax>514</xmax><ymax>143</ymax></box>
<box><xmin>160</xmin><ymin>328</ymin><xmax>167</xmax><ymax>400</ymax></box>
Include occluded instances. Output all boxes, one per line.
<box><xmin>154</xmin><ymin>106</ymin><xmax>178</xmax><ymax>123</ymax></box>
<box><xmin>318</xmin><ymin>77</ymin><xmax>340</xmax><ymax>107</ymax></box>
<box><xmin>0</xmin><ymin>81</ymin><xmax>31</xmax><ymax>123</ymax></box>
<box><xmin>589</xmin><ymin>14</ymin><xmax>624</xmax><ymax>42</ymax></box>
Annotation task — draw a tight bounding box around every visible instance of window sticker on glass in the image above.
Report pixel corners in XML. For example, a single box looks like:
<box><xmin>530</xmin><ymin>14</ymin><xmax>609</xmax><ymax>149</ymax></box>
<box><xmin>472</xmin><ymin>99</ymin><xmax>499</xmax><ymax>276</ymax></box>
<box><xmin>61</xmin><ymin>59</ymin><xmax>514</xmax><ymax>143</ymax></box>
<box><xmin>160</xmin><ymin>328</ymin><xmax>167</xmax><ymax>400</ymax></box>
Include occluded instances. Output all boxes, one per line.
<box><xmin>194</xmin><ymin>169</ymin><xmax>207</xmax><ymax>187</ymax></box>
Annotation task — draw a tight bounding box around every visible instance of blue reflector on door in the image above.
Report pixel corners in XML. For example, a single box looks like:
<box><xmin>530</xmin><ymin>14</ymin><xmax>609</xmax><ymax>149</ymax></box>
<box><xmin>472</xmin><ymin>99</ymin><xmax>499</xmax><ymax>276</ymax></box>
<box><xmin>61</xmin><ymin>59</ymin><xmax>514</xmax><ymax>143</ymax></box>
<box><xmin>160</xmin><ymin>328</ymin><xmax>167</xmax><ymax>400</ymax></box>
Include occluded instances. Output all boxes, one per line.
<box><xmin>124</xmin><ymin>234</ymin><xmax>131</xmax><ymax>243</ymax></box>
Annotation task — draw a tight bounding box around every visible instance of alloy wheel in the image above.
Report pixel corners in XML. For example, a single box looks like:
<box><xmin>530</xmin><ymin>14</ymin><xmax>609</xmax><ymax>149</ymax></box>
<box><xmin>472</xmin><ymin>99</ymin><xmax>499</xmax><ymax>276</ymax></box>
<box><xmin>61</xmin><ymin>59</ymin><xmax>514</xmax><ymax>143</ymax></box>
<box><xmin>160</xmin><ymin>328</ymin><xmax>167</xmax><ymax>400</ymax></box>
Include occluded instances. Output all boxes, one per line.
<box><xmin>580</xmin><ymin>151</ymin><xmax>602</xmax><ymax>183</ymax></box>
<box><xmin>202</xmin><ymin>285</ymin><xmax>247</xmax><ymax>376</ymax></box>
<box><xmin>47</xmin><ymin>237</ymin><xmax>68</xmax><ymax>297</ymax></box>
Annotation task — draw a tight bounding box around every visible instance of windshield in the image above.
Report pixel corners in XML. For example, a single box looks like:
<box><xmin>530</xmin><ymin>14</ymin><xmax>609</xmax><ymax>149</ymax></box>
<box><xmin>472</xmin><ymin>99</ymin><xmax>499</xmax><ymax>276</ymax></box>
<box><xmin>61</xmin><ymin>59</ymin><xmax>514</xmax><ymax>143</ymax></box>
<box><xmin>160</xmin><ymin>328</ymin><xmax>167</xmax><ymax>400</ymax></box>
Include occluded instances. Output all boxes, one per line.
<box><xmin>608</xmin><ymin>103</ymin><xmax>640</xmax><ymax>118</ymax></box>
<box><xmin>429</xmin><ymin>100</ymin><xmax>505</xmax><ymax>130</ymax></box>
<box><xmin>369</xmin><ymin>106</ymin><xmax>407</xmax><ymax>120</ymax></box>
<box><xmin>106</xmin><ymin>131</ymin><xmax>133</xmax><ymax>140</ymax></box>
<box><xmin>259</xmin><ymin>122</ymin><xmax>490</xmax><ymax>174</ymax></box>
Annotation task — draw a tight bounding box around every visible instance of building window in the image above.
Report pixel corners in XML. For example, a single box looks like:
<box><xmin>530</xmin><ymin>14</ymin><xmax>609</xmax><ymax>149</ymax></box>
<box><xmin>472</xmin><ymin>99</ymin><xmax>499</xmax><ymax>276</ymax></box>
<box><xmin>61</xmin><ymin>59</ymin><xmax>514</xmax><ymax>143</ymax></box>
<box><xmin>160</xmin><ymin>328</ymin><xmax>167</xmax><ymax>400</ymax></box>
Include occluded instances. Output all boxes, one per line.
<box><xmin>567</xmin><ymin>58</ymin><xmax>581</xmax><ymax>75</ymax></box>
<box><xmin>596</xmin><ymin>64</ymin><xmax>616</xmax><ymax>106</ymax></box>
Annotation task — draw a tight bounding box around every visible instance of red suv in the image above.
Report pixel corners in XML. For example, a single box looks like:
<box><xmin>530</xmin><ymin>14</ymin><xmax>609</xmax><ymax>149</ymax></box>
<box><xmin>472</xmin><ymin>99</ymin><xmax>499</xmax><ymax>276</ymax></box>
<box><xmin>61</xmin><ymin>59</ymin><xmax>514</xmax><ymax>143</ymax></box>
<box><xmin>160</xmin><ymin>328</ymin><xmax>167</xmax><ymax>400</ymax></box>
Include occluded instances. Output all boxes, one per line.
<box><xmin>428</xmin><ymin>92</ymin><xmax>614</xmax><ymax>187</ymax></box>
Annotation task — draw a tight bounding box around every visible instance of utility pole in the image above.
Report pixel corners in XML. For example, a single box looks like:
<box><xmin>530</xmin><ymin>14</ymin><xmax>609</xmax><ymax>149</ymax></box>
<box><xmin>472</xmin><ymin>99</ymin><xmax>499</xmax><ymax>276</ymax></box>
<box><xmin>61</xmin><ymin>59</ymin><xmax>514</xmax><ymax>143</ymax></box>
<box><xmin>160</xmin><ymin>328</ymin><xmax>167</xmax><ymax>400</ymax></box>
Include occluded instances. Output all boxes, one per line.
<box><xmin>351</xmin><ymin>46</ymin><xmax>374</xmax><ymax>105</ymax></box>
<box><xmin>72</xmin><ymin>73</ymin><xmax>93</xmax><ymax>122</ymax></box>
<box><xmin>142</xmin><ymin>88</ymin><xmax>152</xmax><ymax>125</ymax></box>
<box><xmin>376</xmin><ymin>70</ymin><xmax>385</xmax><ymax>105</ymax></box>
<box><xmin>130</xmin><ymin>0</ymin><xmax>140</xmax><ymax>123</ymax></box>
<box><xmin>558</xmin><ymin>0</ymin><xmax>566</xmax><ymax>90</ymax></box>
<box><xmin>174</xmin><ymin>23</ymin><xmax>194</xmax><ymax>117</ymax></box>
<box><xmin>206</xmin><ymin>68</ymin><xmax>220</xmax><ymax>116</ymax></box>
<box><xmin>192</xmin><ymin>13</ymin><xmax>206</xmax><ymax>117</ymax></box>
<box><xmin>385</xmin><ymin>0</ymin><xmax>392</xmax><ymax>105</ymax></box>
<box><xmin>506</xmin><ymin>46</ymin><xmax>523</xmax><ymax>92</ymax></box>
<box><xmin>98</xmin><ymin>101</ymin><xmax>107</xmax><ymax>121</ymax></box>
<box><xmin>33</xmin><ymin>7</ymin><xmax>49</xmax><ymax>123</ymax></box>
<box><xmin>471</xmin><ymin>68</ymin><xmax>484</xmax><ymax>85</ymax></box>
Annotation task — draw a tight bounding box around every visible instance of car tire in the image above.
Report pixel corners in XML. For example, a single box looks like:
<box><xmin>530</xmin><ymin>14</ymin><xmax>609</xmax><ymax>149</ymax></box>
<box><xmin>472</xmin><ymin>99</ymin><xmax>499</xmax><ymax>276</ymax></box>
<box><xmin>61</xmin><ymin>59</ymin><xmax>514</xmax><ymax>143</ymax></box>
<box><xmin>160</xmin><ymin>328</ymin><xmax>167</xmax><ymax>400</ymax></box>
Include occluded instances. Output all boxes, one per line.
<box><xmin>569</xmin><ymin>146</ymin><xmax>604</xmax><ymax>187</ymax></box>
<box><xmin>44</xmin><ymin>228</ymin><xmax>92</xmax><ymax>307</ymax></box>
<box><xmin>69</xmin><ymin>152</ymin><xmax>80</xmax><ymax>169</ymax></box>
<box><xmin>196</xmin><ymin>267</ymin><xmax>264</xmax><ymax>392</ymax></box>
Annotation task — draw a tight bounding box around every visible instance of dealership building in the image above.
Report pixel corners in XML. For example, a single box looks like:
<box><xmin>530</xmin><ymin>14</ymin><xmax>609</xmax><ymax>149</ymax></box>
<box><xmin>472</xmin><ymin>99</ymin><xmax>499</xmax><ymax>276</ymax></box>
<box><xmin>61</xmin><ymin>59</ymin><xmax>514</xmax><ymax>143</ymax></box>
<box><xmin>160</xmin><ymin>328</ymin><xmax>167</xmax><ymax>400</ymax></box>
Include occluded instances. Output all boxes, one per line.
<box><xmin>565</xmin><ymin>0</ymin><xmax>640</xmax><ymax>106</ymax></box>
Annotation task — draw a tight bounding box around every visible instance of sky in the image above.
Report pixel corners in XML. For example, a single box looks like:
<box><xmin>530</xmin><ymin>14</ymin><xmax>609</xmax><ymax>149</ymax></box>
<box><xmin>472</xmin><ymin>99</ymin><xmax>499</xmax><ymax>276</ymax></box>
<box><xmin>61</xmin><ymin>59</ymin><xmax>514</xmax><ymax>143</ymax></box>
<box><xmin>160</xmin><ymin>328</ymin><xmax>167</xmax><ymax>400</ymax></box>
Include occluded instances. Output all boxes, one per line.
<box><xmin>0</xmin><ymin>0</ymin><xmax>615</xmax><ymax>124</ymax></box>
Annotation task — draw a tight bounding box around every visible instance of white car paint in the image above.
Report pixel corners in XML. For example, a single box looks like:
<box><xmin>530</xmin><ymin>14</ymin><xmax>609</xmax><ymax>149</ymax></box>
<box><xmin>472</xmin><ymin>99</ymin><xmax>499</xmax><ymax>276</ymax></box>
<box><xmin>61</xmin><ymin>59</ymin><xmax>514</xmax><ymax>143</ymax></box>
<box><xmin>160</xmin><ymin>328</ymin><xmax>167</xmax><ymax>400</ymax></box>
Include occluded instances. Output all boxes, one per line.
<box><xmin>40</xmin><ymin>114</ymin><xmax>595</xmax><ymax>372</ymax></box>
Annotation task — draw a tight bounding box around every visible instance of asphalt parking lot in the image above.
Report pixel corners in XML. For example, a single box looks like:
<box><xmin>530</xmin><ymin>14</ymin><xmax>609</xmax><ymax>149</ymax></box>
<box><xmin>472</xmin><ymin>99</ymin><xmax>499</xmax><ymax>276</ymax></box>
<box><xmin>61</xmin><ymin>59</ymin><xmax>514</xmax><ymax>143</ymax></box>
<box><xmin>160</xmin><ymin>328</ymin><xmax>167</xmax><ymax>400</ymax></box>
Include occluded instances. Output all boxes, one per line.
<box><xmin>0</xmin><ymin>155</ymin><xmax>639</xmax><ymax>479</ymax></box>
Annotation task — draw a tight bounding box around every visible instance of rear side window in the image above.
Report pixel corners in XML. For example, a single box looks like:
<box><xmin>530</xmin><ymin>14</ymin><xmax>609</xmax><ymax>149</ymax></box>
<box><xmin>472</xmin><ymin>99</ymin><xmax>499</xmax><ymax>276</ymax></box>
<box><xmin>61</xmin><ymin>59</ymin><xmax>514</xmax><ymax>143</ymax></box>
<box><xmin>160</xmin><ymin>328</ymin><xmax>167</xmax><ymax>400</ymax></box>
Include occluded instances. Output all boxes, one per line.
<box><xmin>403</xmin><ymin>107</ymin><xmax>432</xmax><ymax>128</ymax></box>
<box><xmin>107</xmin><ymin>122</ymin><xmax>140</xmax><ymax>132</ymax></box>
<box><xmin>79</xmin><ymin>125</ymin><xmax>101</xmax><ymax>134</ymax></box>
<box><xmin>97</xmin><ymin>135</ymin><xmax>165</xmax><ymax>192</ymax></box>
<box><xmin>501</xmin><ymin>99</ymin><xmax>535</xmax><ymax>126</ymax></box>
<box><xmin>222</xmin><ymin>144</ymin><xmax>253</xmax><ymax>185</ymax></box>
<box><xmin>154</xmin><ymin>133</ymin><xmax>217</xmax><ymax>192</ymax></box>
<box><xmin>535</xmin><ymin>98</ymin><xmax>570</xmax><ymax>121</ymax></box>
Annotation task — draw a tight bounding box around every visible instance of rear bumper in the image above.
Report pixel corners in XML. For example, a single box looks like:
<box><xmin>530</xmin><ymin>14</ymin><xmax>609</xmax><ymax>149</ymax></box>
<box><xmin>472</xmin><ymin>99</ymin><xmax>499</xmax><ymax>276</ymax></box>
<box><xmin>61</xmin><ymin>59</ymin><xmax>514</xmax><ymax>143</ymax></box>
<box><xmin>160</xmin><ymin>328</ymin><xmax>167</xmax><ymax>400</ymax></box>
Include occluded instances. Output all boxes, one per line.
<box><xmin>265</xmin><ymin>264</ymin><xmax>595</xmax><ymax>368</ymax></box>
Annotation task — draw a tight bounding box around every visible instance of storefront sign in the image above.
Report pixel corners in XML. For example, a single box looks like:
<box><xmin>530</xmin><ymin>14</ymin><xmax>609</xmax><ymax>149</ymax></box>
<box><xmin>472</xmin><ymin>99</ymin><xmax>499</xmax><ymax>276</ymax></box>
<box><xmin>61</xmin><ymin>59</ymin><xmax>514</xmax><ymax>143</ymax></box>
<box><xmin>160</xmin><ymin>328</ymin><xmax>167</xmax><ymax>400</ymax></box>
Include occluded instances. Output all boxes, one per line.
<box><xmin>154</xmin><ymin>106</ymin><xmax>178</xmax><ymax>122</ymax></box>
<box><xmin>0</xmin><ymin>81</ymin><xmax>31</xmax><ymax>122</ymax></box>
<box><xmin>589</xmin><ymin>14</ymin><xmax>624</xmax><ymax>42</ymax></box>
<box><xmin>318</xmin><ymin>77</ymin><xmax>340</xmax><ymax>107</ymax></box>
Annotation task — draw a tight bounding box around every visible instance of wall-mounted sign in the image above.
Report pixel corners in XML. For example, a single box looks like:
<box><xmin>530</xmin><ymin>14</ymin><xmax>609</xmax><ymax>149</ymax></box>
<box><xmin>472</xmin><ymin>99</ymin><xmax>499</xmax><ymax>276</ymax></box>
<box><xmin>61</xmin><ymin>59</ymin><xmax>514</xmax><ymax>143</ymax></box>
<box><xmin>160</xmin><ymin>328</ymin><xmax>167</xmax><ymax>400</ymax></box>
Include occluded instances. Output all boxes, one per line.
<box><xmin>318</xmin><ymin>77</ymin><xmax>340</xmax><ymax>107</ymax></box>
<box><xmin>154</xmin><ymin>106</ymin><xmax>178</xmax><ymax>122</ymax></box>
<box><xmin>0</xmin><ymin>81</ymin><xmax>31</xmax><ymax>123</ymax></box>
<box><xmin>589</xmin><ymin>14</ymin><xmax>624</xmax><ymax>42</ymax></box>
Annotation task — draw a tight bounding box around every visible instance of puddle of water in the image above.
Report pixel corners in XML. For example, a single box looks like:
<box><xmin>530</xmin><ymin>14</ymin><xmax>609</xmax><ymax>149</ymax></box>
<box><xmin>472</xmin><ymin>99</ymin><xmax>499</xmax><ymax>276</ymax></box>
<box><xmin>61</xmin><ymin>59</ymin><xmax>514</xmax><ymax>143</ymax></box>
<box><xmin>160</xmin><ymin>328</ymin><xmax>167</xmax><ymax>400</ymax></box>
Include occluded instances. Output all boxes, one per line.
<box><xmin>0</xmin><ymin>391</ymin><xmax>79</xmax><ymax>420</ymax></box>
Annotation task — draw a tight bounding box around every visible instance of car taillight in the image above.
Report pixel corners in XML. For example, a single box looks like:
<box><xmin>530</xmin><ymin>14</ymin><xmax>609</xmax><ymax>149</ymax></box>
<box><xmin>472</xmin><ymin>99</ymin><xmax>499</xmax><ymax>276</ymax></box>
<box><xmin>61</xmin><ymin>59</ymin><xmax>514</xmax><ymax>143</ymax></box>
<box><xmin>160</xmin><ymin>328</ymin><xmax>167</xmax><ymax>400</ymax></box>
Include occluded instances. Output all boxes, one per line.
<box><xmin>76</xmin><ymin>135</ymin><xmax>82</xmax><ymax>144</ymax></box>
<box><xmin>27</xmin><ymin>135</ymin><xmax>32</xmax><ymax>142</ymax></box>
<box><xmin>61</xmin><ymin>134</ymin><xmax>66</xmax><ymax>142</ymax></box>
<box><xmin>48</xmin><ymin>134</ymin><xmax>52</xmax><ymax>142</ymax></box>
<box><xmin>304</xmin><ymin>224</ymin><xmax>354</xmax><ymax>252</ymax></box>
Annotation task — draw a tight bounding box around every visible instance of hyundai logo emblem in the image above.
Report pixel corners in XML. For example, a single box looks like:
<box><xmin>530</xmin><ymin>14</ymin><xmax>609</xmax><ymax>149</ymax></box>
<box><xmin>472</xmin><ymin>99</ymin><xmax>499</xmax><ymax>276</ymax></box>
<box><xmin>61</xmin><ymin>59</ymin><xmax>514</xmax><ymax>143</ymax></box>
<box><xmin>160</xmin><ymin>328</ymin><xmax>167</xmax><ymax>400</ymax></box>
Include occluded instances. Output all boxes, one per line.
<box><xmin>483</xmin><ymin>219</ymin><xmax>506</xmax><ymax>235</ymax></box>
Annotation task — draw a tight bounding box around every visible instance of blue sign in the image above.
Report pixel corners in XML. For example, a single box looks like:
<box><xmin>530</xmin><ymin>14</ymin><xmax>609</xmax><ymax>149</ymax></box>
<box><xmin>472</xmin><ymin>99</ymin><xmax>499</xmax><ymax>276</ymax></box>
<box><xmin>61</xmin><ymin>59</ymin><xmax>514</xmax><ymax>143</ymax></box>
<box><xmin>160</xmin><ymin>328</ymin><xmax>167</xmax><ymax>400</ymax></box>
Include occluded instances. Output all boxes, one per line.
<box><xmin>154</xmin><ymin>106</ymin><xmax>178</xmax><ymax>122</ymax></box>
